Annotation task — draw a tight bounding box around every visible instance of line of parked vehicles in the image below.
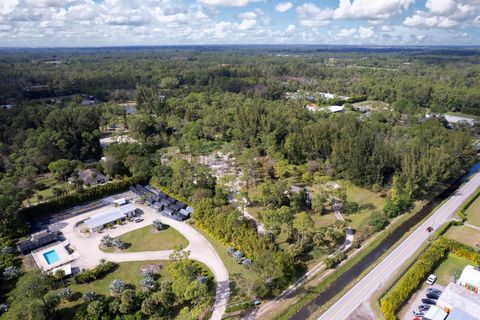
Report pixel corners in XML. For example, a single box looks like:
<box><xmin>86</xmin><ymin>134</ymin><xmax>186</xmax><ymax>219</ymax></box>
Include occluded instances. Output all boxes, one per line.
<box><xmin>412</xmin><ymin>287</ymin><xmax>442</xmax><ymax>318</ymax></box>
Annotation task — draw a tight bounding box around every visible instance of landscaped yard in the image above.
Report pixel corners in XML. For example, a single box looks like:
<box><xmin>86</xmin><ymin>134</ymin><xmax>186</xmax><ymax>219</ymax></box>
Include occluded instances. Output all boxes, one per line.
<box><xmin>100</xmin><ymin>225</ymin><xmax>188</xmax><ymax>252</ymax></box>
<box><xmin>465</xmin><ymin>194</ymin><xmax>480</xmax><ymax>227</ymax></box>
<box><xmin>433</xmin><ymin>253</ymin><xmax>473</xmax><ymax>286</ymax></box>
<box><xmin>69</xmin><ymin>260</ymin><xmax>170</xmax><ymax>296</ymax></box>
<box><xmin>445</xmin><ymin>225</ymin><xmax>480</xmax><ymax>249</ymax></box>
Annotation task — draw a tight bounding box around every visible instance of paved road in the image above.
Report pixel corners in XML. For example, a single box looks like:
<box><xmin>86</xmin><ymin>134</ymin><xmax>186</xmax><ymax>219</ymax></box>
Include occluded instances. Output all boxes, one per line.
<box><xmin>56</xmin><ymin>203</ymin><xmax>229</xmax><ymax>320</ymax></box>
<box><xmin>318</xmin><ymin>171</ymin><xmax>480</xmax><ymax>320</ymax></box>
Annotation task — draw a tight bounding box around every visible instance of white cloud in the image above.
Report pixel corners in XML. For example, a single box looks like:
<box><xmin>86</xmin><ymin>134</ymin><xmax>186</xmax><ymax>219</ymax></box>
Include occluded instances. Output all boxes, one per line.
<box><xmin>238</xmin><ymin>11</ymin><xmax>257</xmax><ymax>20</ymax></box>
<box><xmin>337</xmin><ymin>26</ymin><xmax>374</xmax><ymax>39</ymax></box>
<box><xmin>403</xmin><ymin>11</ymin><xmax>458</xmax><ymax>28</ymax></box>
<box><xmin>403</xmin><ymin>0</ymin><xmax>480</xmax><ymax>29</ymax></box>
<box><xmin>275</xmin><ymin>2</ymin><xmax>293</xmax><ymax>13</ymax></box>
<box><xmin>358</xmin><ymin>26</ymin><xmax>374</xmax><ymax>39</ymax></box>
<box><xmin>297</xmin><ymin>3</ymin><xmax>333</xmax><ymax>27</ymax></box>
<box><xmin>333</xmin><ymin>0</ymin><xmax>414</xmax><ymax>20</ymax></box>
<box><xmin>285</xmin><ymin>24</ymin><xmax>295</xmax><ymax>32</ymax></box>
<box><xmin>425</xmin><ymin>0</ymin><xmax>457</xmax><ymax>16</ymax></box>
<box><xmin>238</xmin><ymin>19</ymin><xmax>256</xmax><ymax>30</ymax></box>
<box><xmin>198</xmin><ymin>0</ymin><xmax>251</xmax><ymax>7</ymax></box>
<box><xmin>338</xmin><ymin>28</ymin><xmax>356</xmax><ymax>37</ymax></box>
<box><xmin>0</xmin><ymin>0</ymin><xmax>19</xmax><ymax>16</ymax></box>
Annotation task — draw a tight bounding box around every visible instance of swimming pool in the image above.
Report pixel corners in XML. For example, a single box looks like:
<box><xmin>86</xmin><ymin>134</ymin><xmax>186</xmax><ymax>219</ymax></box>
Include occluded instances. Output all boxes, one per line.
<box><xmin>43</xmin><ymin>250</ymin><xmax>60</xmax><ymax>265</ymax></box>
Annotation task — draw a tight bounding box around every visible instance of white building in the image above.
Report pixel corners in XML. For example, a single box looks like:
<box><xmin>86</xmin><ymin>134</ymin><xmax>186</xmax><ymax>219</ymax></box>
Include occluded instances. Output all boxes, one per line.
<box><xmin>84</xmin><ymin>204</ymin><xmax>137</xmax><ymax>232</ymax></box>
<box><xmin>436</xmin><ymin>283</ymin><xmax>480</xmax><ymax>320</ymax></box>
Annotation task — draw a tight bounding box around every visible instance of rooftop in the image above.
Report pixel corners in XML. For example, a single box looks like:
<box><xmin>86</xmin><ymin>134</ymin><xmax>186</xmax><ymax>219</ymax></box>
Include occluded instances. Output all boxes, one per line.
<box><xmin>438</xmin><ymin>282</ymin><xmax>480</xmax><ymax>319</ymax></box>
<box><xmin>84</xmin><ymin>204</ymin><xmax>136</xmax><ymax>230</ymax></box>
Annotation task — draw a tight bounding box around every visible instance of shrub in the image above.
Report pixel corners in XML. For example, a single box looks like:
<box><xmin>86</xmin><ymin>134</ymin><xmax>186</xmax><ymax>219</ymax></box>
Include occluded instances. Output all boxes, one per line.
<box><xmin>140</xmin><ymin>275</ymin><xmax>157</xmax><ymax>292</ymax></box>
<box><xmin>324</xmin><ymin>251</ymin><xmax>347</xmax><ymax>269</ymax></box>
<box><xmin>83</xmin><ymin>291</ymin><xmax>96</xmax><ymax>302</ymax></box>
<box><xmin>109</xmin><ymin>279</ymin><xmax>125</xmax><ymax>296</ymax></box>
<box><xmin>113</xmin><ymin>239</ymin><xmax>127</xmax><ymax>250</ymax></box>
<box><xmin>100</xmin><ymin>235</ymin><xmax>114</xmax><ymax>248</ymax></box>
<box><xmin>59</xmin><ymin>288</ymin><xmax>73</xmax><ymax>302</ymax></box>
<box><xmin>74</xmin><ymin>261</ymin><xmax>117</xmax><ymax>284</ymax></box>
<box><xmin>2</xmin><ymin>266</ymin><xmax>21</xmax><ymax>280</ymax></box>
<box><xmin>152</xmin><ymin>219</ymin><xmax>164</xmax><ymax>231</ymax></box>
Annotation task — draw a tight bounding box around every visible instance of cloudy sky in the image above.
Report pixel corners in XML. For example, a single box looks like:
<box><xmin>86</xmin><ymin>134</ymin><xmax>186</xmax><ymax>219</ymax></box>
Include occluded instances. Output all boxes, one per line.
<box><xmin>0</xmin><ymin>0</ymin><xmax>479</xmax><ymax>47</ymax></box>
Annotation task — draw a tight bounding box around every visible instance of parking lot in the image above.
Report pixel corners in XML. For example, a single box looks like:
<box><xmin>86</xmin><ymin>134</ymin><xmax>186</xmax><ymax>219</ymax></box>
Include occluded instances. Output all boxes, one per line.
<box><xmin>400</xmin><ymin>281</ymin><xmax>445</xmax><ymax>320</ymax></box>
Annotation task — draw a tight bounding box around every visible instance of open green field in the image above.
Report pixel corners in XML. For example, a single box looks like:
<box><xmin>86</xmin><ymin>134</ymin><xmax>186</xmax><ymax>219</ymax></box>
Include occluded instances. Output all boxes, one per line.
<box><xmin>100</xmin><ymin>225</ymin><xmax>188</xmax><ymax>252</ymax></box>
<box><xmin>433</xmin><ymin>253</ymin><xmax>473</xmax><ymax>286</ymax></box>
<box><xmin>343</xmin><ymin>181</ymin><xmax>386</xmax><ymax>230</ymax></box>
<box><xmin>465</xmin><ymin>195</ymin><xmax>480</xmax><ymax>227</ymax></box>
<box><xmin>445</xmin><ymin>225</ymin><xmax>480</xmax><ymax>249</ymax></box>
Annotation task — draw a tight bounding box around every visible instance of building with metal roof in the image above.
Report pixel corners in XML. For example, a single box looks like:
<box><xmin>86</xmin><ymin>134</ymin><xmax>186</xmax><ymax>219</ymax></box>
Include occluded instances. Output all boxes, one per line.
<box><xmin>84</xmin><ymin>204</ymin><xmax>136</xmax><ymax>232</ymax></box>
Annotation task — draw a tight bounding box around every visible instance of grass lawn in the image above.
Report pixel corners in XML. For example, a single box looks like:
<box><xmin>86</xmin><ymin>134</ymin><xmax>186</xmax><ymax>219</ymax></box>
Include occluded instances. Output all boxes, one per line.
<box><xmin>465</xmin><ymin>195</ymin><xmax>480</xmax><ymax>227</ymax></box>
<box><xmin>68</xmin><ymin>260</ymin><xmax>170</xmax><ymax>296</ymax></box>
<box><xmin>445</xmin><ymin>225</ymin><xmax>480</xmax><ymax>249</ymax></box>
<box><xmin>313</xmin><ymin>214</ymin><xmax>337</xmax><ymax>228</ymax></box>
<box><xmin>100</xmin><ymin>225</ymin><xmax>188</xmax><ymax>252</ymax></box>
<box><xmin>24</xmin><ymin>175</ymin><xmax>65</xmax><ymax>205</ymax></box>
<box><xmin>343</xmin><ymin>181</ymin><xmax>386</xmax><ymax>230</ymax></box>
<box><xmin>433</xmin><ymin>253</ymin><xmax>473</xmax><ymax>286</ymax></box>
<box><xmin>190</xmin><ymin>222</ymin><xmax>257</xmax><ymax>304</ymax></box>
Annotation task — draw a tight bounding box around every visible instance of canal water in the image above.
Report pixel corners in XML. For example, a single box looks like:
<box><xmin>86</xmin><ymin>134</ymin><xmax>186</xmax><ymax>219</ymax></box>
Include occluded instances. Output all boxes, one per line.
<box><xmin>290</xmin><ymin>165</ymin><xmax>479</xmax><ymax>320</ymax></box>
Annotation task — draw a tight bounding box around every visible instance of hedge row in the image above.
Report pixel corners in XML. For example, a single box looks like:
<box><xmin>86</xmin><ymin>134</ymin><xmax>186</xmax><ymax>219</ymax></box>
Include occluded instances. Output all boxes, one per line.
<box><xmin>74</xmin><ymin>261</ymin><xmax>117</xmax><ymax>284</ymax></box>
<box><xmin>150</xmin><ymin>176</ymin><xmax>190</xmax><ymax>205</ymax></box>
<box><xmin>457</xmin><ymin>187</ymin><xmax>480</xmax><ymax>222</ymax></box>
<box><xmin>20</xmin><ymin>176</ymin><xmax>147</xmax><ymax>219</ymax></box>
<box><xmin>380</xmin><ymin>237</ymin><xmax>480</xmax><ymax>319</ymax></box>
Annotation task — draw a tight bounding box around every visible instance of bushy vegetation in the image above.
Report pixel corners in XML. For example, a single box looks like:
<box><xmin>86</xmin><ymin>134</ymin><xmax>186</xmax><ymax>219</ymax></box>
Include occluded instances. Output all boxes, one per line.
<box><xmin>74</xmin><ymin>261</ymin><xmax>118</xmax><ymax>284</ymax></box>
<box><xmin>194</xmin><ymin>199</ymin><xmax>295</xmax><ymax>296</ymax></box>
<box><xmin>324</xmin><ymin>251</ymin><xmax>347</xmax><ymax>269</ymax></box>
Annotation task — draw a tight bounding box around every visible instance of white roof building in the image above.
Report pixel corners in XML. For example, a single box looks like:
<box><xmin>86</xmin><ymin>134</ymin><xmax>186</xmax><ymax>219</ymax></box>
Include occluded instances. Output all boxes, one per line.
<box><xmin>319</xmin><ymin>105</ymin><xmax>345</xmax><ymax>113</ymax></box>
<box><xmin>113</xmin><ymin>198</ymin><xmax>127</xmax><ymax>206</ymax></box>
<box><xmin>84</xmin><ymin>204</ymin><xmax>136</xmax><ymax>231</ymax></box>
<box><xmin>423</xmin><ymin>306</ymin><xmax>447</xmax><ymax>320</ymax></box>
<box><xmin>458</xmin><ymin>265</ymin><xmax>480</xmax><ymax>289</ymax></box>
<box><xmin>436</xmin><ymin>282</ymin><xmax>480</xmax><ymax>320</ymax></box>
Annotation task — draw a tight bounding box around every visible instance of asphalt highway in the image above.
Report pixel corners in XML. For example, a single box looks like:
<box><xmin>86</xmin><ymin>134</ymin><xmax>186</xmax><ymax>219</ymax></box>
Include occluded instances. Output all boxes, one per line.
<box><xmin>318</xmin><ymin>171</ymin><xmax>480</xmax><ymax>320</ymax></box>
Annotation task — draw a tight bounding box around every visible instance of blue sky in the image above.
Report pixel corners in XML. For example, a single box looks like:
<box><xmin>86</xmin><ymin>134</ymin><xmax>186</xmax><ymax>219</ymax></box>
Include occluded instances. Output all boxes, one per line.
<box><xmin>0</xmin><ymin>0</ymin><xmax>479</xmax><ymax>47</ymax></box>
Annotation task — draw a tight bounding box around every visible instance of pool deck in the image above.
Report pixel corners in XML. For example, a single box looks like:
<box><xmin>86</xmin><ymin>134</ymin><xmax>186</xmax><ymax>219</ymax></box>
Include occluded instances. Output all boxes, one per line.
<box><xmin>31</xmin><ymin>241</ymin><xmax>77</xmax><ymax>272</ymax></box>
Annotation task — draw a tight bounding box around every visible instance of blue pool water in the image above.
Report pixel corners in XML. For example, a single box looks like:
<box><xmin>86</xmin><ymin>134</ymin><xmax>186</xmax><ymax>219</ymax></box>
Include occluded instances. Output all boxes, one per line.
<box><xmin>43</xmin><ymin>250</ymin><xmax>60</xmax><ymax>265</ymax></box>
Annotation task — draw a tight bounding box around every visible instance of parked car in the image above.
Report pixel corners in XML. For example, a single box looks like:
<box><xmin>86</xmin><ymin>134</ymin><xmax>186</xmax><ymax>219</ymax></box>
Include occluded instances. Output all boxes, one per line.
<box><xmin>133</xmin><ymin>217</ymin><xmax>144</xmax><ymax>223</ymax></box>
<box><xmin>418</xmin><ymin>304</ymin><xmax>431</xmax><ymax>311</ymax></box>
<box><xmin>413</xmin><ymin>311</ymin><xmax>424</xmax><ymax>317</ymax></box>
<box><xmin>426</xmin><ymin>293</ymin><xmax>440</xmax><ymax>300</ymax></box>
<box><xmin>426</xmin><ymin>274</ymin><xmax>437</xmax><ymax>285</ymax></box>
<box><xmin>426</xmin><ymin>226</ymin><xmax>433</xmax><ymax>232</ymax></box>
<box><xmin>427</xmin><ymin>288</ymin><xmax>442</xmax><ymax>295</ymax></box>
<box><xmin>421</xmin><ymin>298</ymin><xmax>437</xmax><ymax>305</ymax></box>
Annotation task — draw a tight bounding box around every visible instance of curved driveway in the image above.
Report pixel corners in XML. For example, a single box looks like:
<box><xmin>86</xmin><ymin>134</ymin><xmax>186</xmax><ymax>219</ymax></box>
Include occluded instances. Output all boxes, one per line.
<box><xmin>58</xmin><ymin>203</ymin><xmax>229</xmax><ymax>320</ymax></box>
